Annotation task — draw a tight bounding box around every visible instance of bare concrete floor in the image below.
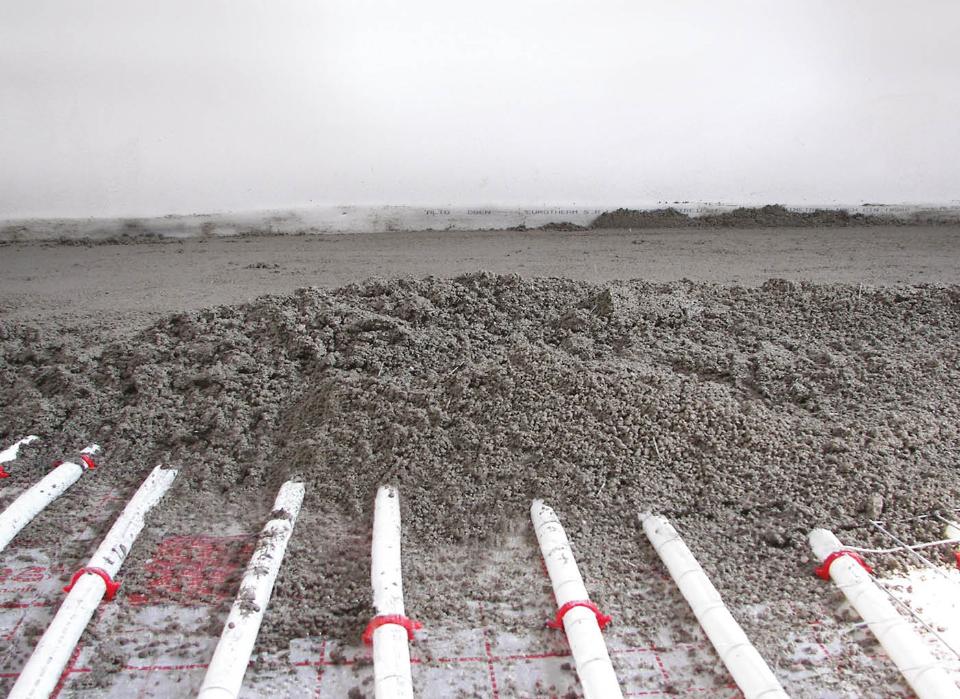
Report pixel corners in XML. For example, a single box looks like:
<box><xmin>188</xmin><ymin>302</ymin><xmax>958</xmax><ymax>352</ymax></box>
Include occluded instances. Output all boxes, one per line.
<box><xmin>1</xmin><ymin>226</ymin><xmax>958</xmax><ymax>335</ymax></box>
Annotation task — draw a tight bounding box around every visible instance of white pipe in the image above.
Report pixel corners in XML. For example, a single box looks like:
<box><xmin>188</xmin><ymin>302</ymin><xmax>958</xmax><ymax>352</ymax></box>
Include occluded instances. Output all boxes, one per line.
<box><xmin>0</xmin><ymin>444</ymin><xmax>99</xmax><ymax>553</ymax></box>
<box><xmin>809</xmin><ymin>528</ymin><xmax>960</xmax><ymax>699</ymax></box>
<box><xmin>8</xmin><ymin>464</ymin><xmax>178</xmax><ymax>699</ymax></box>
<box><xmin>0</xmin><ymin>435</ymin><xmax>39</xmax><ymax>465</ymax></box>
<box><xmin>641</xmin><ymin>513</ymin><xmax>788</xmax><ymax>699</ymax></box>
<box><xmin>530</xmin><ymin>499</ymin><xmax>623</xmax><ymax>699</ymax></box>
<box><xmin>369</xmin><ymin>485</ymin><xmax>415</xmax><ymax>699</ymax></box>
<box><xmin>197</xmin><ymin>481</ymin><xmax>305</xmax><ymax>699</ymax></box>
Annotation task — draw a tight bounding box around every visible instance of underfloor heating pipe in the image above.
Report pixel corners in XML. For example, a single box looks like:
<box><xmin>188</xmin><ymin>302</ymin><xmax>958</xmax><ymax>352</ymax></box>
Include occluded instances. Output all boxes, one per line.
<box><xmin>368</xmin><ymin>485</ymin><xmax>416</xmax><ymax>699</ymax></box>
<box><xmin>640</xmin><ymin>513</ymin><xmax>789</xmax><ymax>699</ymax></box>
<box><xmin>197</xmin><ymin>480</ymin><xmax>305</xmax><ymax>699</ymax></box>
<box><xmin>0</xmin><ymin>435</ymin><xmax>39</xmax><ymax>474</ymax></box>
<box><xmin>8</xmin><ymin>464</ymin><xmax>179</xmax><ymax>699</ymax></box>
<box><xmin>809</xmin><ymin>528</ymin><xmax>960</xmax><ymax>699</ymax></box>
<box><xmin>531</xmin><ymin>499</ymin><xmax>623</xmax><ymax>699</ymax></box>
<box><xmin>0</xmin><ymin>443</ymin><xmax>99</xmax><ymax>553</ymax></box>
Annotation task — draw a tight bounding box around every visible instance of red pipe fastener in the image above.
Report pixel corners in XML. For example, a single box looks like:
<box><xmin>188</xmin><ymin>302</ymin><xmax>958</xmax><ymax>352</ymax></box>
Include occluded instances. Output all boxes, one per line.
<box><xmin>547</xmin><ymin>600</ymin><xmax>612</xmax><ymax>631</ymax></box>
<box><xmin>63</xmin><ymin>567</ymin><xmax>121</xmax><ymax>600</ymax></box>
<box><xmin>51</xmin><ymin>455</ymin><xmax>96</xmax><ymax>470</ymax></box>
<box><xmin>0</xmin><ymin>465</ymin><xmax>9</xmax><ymax>479</ymax></box>
<box><xmin>815</xmin><ymin>550</ymin><xmax>873</xmax><ymax>580</ymax></box>
<box><xmin>362</xmin><ymin>614</ymin><xmax>423</xmax><ymax>645</ymax></box>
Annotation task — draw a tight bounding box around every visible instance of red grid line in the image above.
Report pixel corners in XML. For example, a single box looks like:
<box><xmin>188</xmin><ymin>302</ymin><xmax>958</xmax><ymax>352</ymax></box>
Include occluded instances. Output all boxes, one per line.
<box><xmin>1</xmin><ymin>614</ymin><xmax>26</xmax><ymax>643</ymax></box>
<box><xmin>808</xmin><ymin>620</ymin><xmax>836</xmax><ymax>662</ymax></box>
<box><xmin>624</xmin><ymin>689</ymin><xmax>738</xmax><ymax>697</ymax></box>
<box><xmin>652</xmin><ymin>649</ymin><xmax>671</xmax><ymax>685</ymax></box>
<box><xmin>0</xmin><ymin>600</ymin><xmax>745</xmax><ymax>698</ymax></box>
<box><xmin>0</xmin><ymin>601</ymin><xmax>54</xmax><ymax>609</ymax></box>
<box><xmin>479</xmin><ymin>602</ymin><xmax>501</xmax><ymax>699</ymax></box>
<box><xmin>0</xmin><ymin>639</ymin><xmax>740</xmax><ymax>697</ymax></box>
<box><xmin>0</xmin><ymin>538</ymin><xmax>752</xmax><ymax>697</ymax></box>
<box><xmin>413</xmin><ymin>655</ymin><xmax>487</xmax><ymax>664</ymax></box>
<box><xmin>50</xmin><ymin>644</ymin><xmax>87</xmax><ymax>699</ymax></box>
<box><xmin>313</xmin><ymin>637</ymin><xmax>327</xmax><ymax>698</ymax></box>
<box><xmin>125</xmin><ymin>662</ymin><xmax>210</xmax><ymax>672</ymax></box>
<box><xmin>0</xmin><ymin>639</ymin><xmax>742</xmax><ymax>696</ymax></box>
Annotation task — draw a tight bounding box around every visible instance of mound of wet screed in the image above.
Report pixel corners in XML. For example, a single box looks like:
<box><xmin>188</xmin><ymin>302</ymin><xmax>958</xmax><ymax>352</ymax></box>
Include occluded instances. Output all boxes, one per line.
<box><xmin>1</xmin><ymin>273</ymin><xmax>959</xmax><ymax>647</ymax></box>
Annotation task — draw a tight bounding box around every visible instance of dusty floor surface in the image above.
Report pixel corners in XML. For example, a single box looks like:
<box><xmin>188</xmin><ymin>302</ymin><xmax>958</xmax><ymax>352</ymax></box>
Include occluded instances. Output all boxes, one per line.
<box><xmin>1</xmin><ymin>226</ymin><xmax>960</xmax><ymax>696</ymax></box>
<box><xmin>1</xmin><ymin>226</ymin><xmax>959</xmax><ymax>338</ymax></box>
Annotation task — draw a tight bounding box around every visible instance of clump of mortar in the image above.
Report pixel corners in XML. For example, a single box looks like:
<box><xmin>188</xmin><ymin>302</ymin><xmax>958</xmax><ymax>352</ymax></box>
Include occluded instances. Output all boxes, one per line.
<box><xmin>1</xmin><ymin>274</ymin><xmax>959</xmax><ymax>661</ymax></box>
<box><xmin>589</xmin><ymin>204</ymin><xmax>891</xmax><ymax>229</ymax></box>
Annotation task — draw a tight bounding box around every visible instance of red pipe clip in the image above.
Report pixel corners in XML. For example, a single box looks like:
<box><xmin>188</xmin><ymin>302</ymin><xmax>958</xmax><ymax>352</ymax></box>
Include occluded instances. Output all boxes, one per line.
<box><xmin>362</xmin><ymin>614</ymin><xmax>423</xmax><ymax>645</ymax></box>
<box><xmin>547</xmin><ymin>600</ymin><xmax>612</xmax><ymax>631</ymax></box>
<box><xmin>52</xmin><ymin>454</ymin><xmax>96</xmax><ymax>470</ymax></box>
<box><xmin>0</xmin><ymin>466</ymin><xmax>9</xmax><ymax>479</ymax></box>
<box><xmin>815</xmin><ymin>550</ymin><xmax>873</xmax><ymax>580</ymax></box>
<box><xmin>50</xmin><ymin>454</ymin><xmax>97</xmax><ymax>469</ymax></box>
<box><xmin>63</xmin><ymin>567</ymin><xmax>121</xmax><ymax>600</ymax></box>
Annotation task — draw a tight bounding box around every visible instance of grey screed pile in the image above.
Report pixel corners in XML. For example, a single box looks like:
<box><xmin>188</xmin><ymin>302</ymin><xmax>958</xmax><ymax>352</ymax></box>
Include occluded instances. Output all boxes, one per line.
<box><xmin>1</xmin><ymin>273</ymin><xmax>959</xmax><ymax>675</ymax></box>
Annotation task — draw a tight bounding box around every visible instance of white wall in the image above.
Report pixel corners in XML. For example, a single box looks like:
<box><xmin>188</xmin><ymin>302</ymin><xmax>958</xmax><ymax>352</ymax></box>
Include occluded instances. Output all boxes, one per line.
<box><xmin>1</xmin><ymin>0</ymin><xmax>958</xmax><ymax>219</ymax></box>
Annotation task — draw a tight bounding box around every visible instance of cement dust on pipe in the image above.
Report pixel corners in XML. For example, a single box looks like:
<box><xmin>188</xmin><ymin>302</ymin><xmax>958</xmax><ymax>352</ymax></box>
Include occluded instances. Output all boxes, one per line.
<box><xmin>809</xmin><ymin>528</ymin><xmax>960</xmax><ymax>699</ymax></box>
<box><xmin>0</xmin><ymin>443</ymin><xmax>99</xmax><ymax>553</ymax></box>
<box><xmin>641</xmin><ymin>512</ymin><xmax>788</xmax><ymax>699</ymax></box>
<box><xmin>367</xmin><ymin>485</ymin><xmax>418</xmax><ymax>699</ymax></box>
<box><xmin>0</xmin><ymin>435</ymin><xmax>39</xmax><ymax>475</ymax></box>
<box><xmin>531</xmin><ymin>499</ymin><xmax>622</xmax><ymax>699</ymax></box>
<box><xmin>8</xmin><ymin>464</ymin><xmax>178</xmax><ymax>699</ymax></box>
<box><xmin>197</xmin><ymin>480</ymin><xmax>305</xmax><ymax>699</ymax></box>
